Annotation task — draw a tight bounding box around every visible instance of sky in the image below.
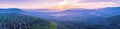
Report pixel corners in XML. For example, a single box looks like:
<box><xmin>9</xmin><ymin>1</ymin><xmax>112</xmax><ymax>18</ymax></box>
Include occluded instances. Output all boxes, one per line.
<box><xmin>0</xmin><ymin>0</ymin><xmax>120</xmax><ymax>9</ymax></box>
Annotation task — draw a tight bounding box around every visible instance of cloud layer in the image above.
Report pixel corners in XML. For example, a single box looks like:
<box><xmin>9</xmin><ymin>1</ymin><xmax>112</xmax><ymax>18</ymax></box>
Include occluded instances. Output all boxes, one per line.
<box><xmin>0</xmin><ymin>0</ymin><xmax>120</xmax><ymax>9</ymax></box>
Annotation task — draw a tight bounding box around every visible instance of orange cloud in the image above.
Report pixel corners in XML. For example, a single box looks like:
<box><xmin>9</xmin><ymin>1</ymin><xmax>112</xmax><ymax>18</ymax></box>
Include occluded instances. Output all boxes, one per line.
<box><xmin>0</xmin><ymin>0</ymin><xmax>119</xmax><ymax>10</ymax></box>
<box><xmin>54</xmin><ymin>0</ymin><xmax>119</xmax><ymax>9</ymax></box>
<box><xmin>47</xmin><ymin>0</ymin><xmax>119</xmax><ymax>12</ymax></box>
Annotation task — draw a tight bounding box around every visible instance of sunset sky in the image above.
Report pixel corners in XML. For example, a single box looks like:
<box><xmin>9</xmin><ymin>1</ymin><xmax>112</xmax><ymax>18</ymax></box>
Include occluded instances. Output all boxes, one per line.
<box><xmin>0</xmin><ymin>0</ymin><xmax>120</xmax><ymax>9</ymax></box>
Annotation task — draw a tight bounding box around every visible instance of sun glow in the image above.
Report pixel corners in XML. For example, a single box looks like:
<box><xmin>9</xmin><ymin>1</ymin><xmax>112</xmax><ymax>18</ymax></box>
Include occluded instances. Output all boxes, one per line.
<box><xmin>50</xmin><ymin>0</ymin><xmax>70</xmax><ymax>10</ymax></box>
<box><xmin>51</xmin><ymin>5</ymin><xmax>70</xmax><ymax>10</ymax></box>
<box><xmin>50</xmin><ymin>0</ymin><xmax>80</xmax><ymax>10</ymax></box>
<box><xmin>49</xmin><ymin>0</ymin><xmax>119</xmax><ymax>10</ymax></box>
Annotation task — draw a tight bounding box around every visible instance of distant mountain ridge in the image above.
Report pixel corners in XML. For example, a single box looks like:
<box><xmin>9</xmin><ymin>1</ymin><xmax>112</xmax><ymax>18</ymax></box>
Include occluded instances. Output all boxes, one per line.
<box><xmin>0</xmin><ymin>8</ymin><xmax>24</xmax><ymax>13</ymax></box>
<box><xmin>20</xmin><ymin>7</ymin><xmax>120</xmax><ymax>21</ymax></box>
<box><xmin>0</xmin><ymin>7</ymin><xmax>120</xmax><ymax>21</ymax></box>
<box><xmin>60</xmin><ymin>7</ymin><xmax>120</xmax><ymax>16</ymax></box>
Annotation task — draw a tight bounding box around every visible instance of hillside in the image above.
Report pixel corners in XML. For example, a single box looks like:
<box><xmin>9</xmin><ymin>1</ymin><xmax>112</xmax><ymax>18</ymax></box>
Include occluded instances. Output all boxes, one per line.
<box><xmin>107</xmin><ymin>15</ymin><xmax>120</xmax><ymax>29</ymax></box>
<box><xmin>58</xmin><ymin>15</ymin><xmax>120</xmax><ymax>29</ymax></box>
<box><xmin>0</xmin><ymin>13</ymin><xmax>61</xmax><ymax>29</ymax></box>
<box><xmin>0</xmin><ymin>8</ymin><xmax>24</xmax><ymax>13</ymax></box>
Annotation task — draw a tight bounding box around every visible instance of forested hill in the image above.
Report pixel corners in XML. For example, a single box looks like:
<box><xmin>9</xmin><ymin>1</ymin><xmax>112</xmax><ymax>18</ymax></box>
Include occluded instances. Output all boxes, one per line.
<box><xmin>107</xmin><ymin>15</ymin><xmax>120</xmax><ymax>29</ymax></box>
<box><xmin>0</xmin><ymin>8</ymin><xmax>24</xmax><ymax>13</ymax></box>
<box><xmin>0</xmin><ymin>13</ymin><xmax>60</xmax><ymax>29</ymax></box>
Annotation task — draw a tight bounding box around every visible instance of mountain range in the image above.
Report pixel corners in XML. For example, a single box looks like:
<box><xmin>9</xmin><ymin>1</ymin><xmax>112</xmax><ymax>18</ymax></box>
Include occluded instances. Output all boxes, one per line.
<box><xmin>0</xmin><ymin>8</ymin><xmax>24</xmax><ymax>13</ymax></box>
<box><xmin>0</xmin><ymin>7</ymin><xmax>120</xmax><ymax>29</ymax></box>
<box><xmin>22</xmin><ymin>7</ymin><xmax>120</xmax><ymax>21</ymax></box>
<box><xmin>0</xmin><ymin>8</ymin><xmax>68</xmax><ymax>29</ymax></box>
